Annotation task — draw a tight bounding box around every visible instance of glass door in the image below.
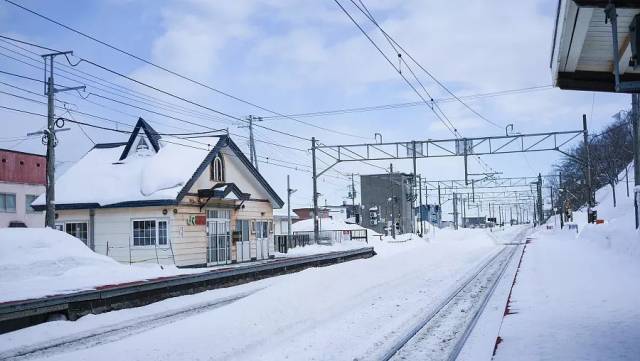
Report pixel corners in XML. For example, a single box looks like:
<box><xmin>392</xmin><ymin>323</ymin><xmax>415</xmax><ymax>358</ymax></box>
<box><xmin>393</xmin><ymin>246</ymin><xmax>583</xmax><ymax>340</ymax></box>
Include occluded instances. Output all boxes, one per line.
<box><xmin>207</xmin><ymin>209</ymin><xmax>230</xmax><ymax>265</ymax></box>
<box><xmin>235</xmin><ymin>220</ymin><xmax>250</xmax><ymax>262</ymax></box>
<box><xmin>255</xmin><ymin>220</ymin><xmax>269</xmax><ymax>260</ymax></box>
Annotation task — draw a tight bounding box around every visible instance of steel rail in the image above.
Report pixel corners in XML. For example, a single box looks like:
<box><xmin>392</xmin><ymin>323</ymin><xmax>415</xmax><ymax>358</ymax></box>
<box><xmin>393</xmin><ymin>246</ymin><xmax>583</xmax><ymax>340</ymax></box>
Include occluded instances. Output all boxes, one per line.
<box><xmin>378</xmin><ymin>245</ymin><xmax>512</xmax><ymax>361</ymax></box>
<box><xmin>446</xmin><ymin>244</ymin><xmax>522</xmax><ymax>361</ymax></box>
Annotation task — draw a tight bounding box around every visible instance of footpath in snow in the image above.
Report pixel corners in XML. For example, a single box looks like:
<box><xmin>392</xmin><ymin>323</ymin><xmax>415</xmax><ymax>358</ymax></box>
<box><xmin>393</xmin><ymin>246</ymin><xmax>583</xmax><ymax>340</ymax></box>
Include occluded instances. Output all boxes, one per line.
<box><xmin>0</xmin><ymin>226</ymin><xmax>527</xmax><ymax>361</ymax></box>
<box><xmin>494</xmin><ymin>165</ymin><xmax>640</xmax><ymax>361</ymax></box>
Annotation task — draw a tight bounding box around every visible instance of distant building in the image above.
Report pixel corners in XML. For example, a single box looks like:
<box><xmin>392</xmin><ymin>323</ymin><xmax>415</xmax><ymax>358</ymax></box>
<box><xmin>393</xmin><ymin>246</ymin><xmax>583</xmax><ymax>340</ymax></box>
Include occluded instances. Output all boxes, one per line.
<box><xmin>360</xmin><ymin>172</ymin><xmax>415</xmax><ymax>235</ymax></box>
<box><xmin>292</xmin><ymin>207</ymin><xmax>329</xmax><ymax>222</ymax></box>
<box><xmin>325</xmin><ymin>202</ymin><xmax>360</xmax><ymax>223</ymax></box>
<box><xmin>0</xmin><ymin>149</ymin><xmax>46</xmax><ymax>228</ymax></box>
<box><xmin>273</xmin><ymin>208</ymin><xmax>299</xmax><ymax>235</ymax></box>
<box><xmin>417</xmin><ymin>204</ymin><xmax>442</xmax><ymax>226</ymax></box>
<box><xmin>462</xmin><ymin>216</ymin><xmax>486</xmax><ymax>228</ymax></box>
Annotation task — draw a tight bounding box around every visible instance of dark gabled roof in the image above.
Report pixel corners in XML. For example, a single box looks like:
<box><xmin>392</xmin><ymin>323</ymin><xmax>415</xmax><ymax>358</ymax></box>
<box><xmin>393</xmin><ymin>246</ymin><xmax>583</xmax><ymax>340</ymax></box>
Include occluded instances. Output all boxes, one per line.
<box><xmin>93</xmin><ymin>142</ymin><xmax>128</xmax><ymax>149</ymax></box>
<box><xmin>119</xmin><ymin>118</ymin><xmax>161</xmax><ymax>161</ymax></box>
<box><xmin>177</xmin><ymin>135</ymin><xmax>284</xmax><ymax>208</ymax></box>
<box><xmin>197</xmin><ymin>183</ymin><xmax>251</xmax><ymax>201</ymax></box>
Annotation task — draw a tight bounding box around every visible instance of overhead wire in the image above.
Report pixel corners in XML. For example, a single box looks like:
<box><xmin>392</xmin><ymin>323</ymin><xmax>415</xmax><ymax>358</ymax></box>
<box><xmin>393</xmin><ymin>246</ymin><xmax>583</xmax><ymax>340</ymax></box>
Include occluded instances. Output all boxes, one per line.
<box><xmin>0</xmin><ymin>5</ymin><xmax>370</xmax><ymax>140</ymax></box>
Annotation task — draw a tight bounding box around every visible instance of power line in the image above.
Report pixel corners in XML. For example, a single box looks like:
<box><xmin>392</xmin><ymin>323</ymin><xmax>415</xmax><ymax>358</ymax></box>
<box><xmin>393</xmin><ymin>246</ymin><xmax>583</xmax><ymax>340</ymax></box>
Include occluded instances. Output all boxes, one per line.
<box><xmin>1</xmin><ymin>4</ymin><xmax>370</xmax><ymax>140</ymax></box>
<box><xmin>331</xmin><ymin>0</ymin><xmax>458</xmax><ymax>137</ymax></box>
<box><xmin>260</xmin><ymin>85</ymin><xmax>552</xmax><ymax>119</ymax></box>
<box><xmin>0</xmin><ymin>34</ymin><xmax>310</xmax><ymax>142</ymax></box>
<box><xmin>0</xmin><ymin>103</ymin><xmax>326</xmax><ymax>175</ymax></box>
<box><xmin>349</xmin><ymin>0</ymin><xmax>503</xmax><ymax>129</ymax></box>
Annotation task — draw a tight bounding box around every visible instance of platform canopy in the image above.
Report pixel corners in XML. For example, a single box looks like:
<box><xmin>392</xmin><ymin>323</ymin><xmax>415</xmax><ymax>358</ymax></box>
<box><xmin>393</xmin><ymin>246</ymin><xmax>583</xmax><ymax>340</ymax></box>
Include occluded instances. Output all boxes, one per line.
<box><xmin>551</xmin><ymin>0</ymin><xmax>640</xmax><ymax>93</ymax></box>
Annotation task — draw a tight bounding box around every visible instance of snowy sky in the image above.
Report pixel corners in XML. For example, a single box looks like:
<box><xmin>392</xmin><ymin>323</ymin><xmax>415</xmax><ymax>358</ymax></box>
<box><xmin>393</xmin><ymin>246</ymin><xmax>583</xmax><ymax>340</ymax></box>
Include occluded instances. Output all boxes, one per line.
<box><xmin>0</xmin><ymin>0</ymin><xmax>631</xmax><ymax>212</ymax></box>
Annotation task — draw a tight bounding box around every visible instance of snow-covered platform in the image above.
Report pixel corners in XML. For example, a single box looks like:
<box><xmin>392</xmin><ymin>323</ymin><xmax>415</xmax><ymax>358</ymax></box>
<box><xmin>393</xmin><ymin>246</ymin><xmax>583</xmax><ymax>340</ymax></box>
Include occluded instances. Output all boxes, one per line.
<box><xmin>0</xmin><ymin>230</ymin><xmax>374</xmax><ymax>333</ymax></box>
<box><xmin>492</xmin><ymin>166</ymin><xmax>640</xmax><ymax>361</ymax></box>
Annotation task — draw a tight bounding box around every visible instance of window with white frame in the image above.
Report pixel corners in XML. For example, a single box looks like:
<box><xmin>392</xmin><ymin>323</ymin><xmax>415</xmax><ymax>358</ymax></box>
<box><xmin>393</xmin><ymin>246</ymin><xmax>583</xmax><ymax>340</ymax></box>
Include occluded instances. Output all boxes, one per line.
<box><xmin>132</xmin><ymin>219</ymin><xmax>169</xmax><ymax>246</ymax></box>
<box><xmin>210</xmin><ymin>155</ymin><xmax>224</xmax><ymax>182</ymax></box>
<box><xmin>0</xmin><ymin>193</ymin><xmax>16</xmax><ymax>213</ymax></box>
<box><xmin>65</xmin><ymin>222</ymin><xmax>88</xmax><ymax>244</ymax></box>
<box><xmin>255</xmin><ymin>220</ymin><xmax>268</xmax><ymax>238</ymax></box>
<box><xmin>207</xmin><ymin>209</ymin><xmax>230</xmax><ymax>219</ymax></box>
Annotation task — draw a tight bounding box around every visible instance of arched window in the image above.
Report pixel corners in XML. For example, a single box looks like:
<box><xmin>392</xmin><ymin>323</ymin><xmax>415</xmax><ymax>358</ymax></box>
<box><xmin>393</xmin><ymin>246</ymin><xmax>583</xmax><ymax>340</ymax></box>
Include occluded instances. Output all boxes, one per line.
<box><xmin>211</xmin><ymin>155</ymin><xmax>224</xmax><ymax>182</ymax></box>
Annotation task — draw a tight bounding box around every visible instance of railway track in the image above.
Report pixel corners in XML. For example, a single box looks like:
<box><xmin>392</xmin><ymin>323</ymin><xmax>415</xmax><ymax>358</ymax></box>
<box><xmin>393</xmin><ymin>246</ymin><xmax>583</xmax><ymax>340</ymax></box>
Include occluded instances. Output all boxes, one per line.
<box><xmin>376</xmin><ymin>236</ymin><xmax>526</xmax><ymax>361</ymax></box>
<box><xmin>0</xmin><ymin>288</ymin><xmax>262</xmax><ymax>361</ymax></box>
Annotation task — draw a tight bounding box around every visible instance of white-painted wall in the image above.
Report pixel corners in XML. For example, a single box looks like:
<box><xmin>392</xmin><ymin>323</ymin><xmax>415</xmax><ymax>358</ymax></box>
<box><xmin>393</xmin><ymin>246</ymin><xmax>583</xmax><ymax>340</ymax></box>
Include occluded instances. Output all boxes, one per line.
<box><xmin>0</xmin><ymin>181</ymin><xmax>45</xmax><ymax>228</ymax></box>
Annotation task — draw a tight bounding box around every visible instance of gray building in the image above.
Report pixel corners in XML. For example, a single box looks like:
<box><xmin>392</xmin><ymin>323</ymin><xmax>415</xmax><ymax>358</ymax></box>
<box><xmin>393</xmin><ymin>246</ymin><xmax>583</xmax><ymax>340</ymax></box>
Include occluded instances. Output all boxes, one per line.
<box><xmin>360</xmin><ymin>172</ymin><xmax>415</xmax><ymax>235</ymax></box>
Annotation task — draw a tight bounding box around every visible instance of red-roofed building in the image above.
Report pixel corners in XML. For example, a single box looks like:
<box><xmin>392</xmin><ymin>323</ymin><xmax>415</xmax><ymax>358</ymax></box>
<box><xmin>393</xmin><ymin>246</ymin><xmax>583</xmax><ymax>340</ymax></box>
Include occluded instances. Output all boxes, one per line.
<box><xmin>0</xmin><ymin>148</ymin><xmax>46</xmax><ymax>228</ymax></box>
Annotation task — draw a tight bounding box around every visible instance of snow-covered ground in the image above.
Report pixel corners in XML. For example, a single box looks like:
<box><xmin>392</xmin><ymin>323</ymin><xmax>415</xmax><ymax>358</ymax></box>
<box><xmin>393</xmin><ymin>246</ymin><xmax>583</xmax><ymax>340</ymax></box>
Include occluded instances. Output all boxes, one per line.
<box><xmin>0</xmin><ymin>226</ymin><xmax>528</xmax><ymax>361</ymax></box>
<box><xmin>493</xmin><ymin>165</ymin><xmax>640</xmax><ymax>361</ymax></box>
<box><xmin>0</xmin><ymin>228</ymin><xmax>205</xmax><ymax>303</ymax></box>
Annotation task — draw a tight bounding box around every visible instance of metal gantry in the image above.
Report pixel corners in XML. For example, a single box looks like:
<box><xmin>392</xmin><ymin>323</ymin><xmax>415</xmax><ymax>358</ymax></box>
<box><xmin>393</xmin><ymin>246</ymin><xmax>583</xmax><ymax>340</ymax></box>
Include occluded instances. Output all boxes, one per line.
<box><xmin>310</xmin><ymin>127</ymin><xmax>586</xmax><ymax>238</ymax></box>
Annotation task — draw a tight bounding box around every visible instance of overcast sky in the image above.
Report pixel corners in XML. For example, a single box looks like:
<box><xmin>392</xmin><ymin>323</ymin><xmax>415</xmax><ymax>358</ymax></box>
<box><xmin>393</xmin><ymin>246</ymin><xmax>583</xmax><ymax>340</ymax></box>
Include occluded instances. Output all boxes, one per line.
<box><xmin>0</xmin><ymin>0</ymin><xmax>631</xmax><ymax>215</ymax></box>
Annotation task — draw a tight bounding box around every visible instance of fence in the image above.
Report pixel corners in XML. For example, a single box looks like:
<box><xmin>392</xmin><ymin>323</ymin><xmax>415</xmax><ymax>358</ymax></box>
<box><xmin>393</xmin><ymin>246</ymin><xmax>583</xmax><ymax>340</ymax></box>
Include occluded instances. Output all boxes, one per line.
<box><xmin>275</xmin><ymin>234</ymin><xmax>311</xmax><ymax>253</ymax></box>
<box><xmin>291</xmin><ymin>229</ymin><xmax>369</xmax><ymax>246</ymax></box>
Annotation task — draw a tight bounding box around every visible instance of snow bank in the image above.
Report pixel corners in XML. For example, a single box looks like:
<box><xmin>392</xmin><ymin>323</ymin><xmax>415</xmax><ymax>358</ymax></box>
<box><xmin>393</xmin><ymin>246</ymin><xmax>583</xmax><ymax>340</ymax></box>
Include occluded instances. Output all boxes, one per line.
<box><xmin>563</xmin><ymin>163</ymin><xmax>639</xmax><ymax>257</ymax></box>
<box><xmin>0</xmin><ymin>228</ymin><xmax>201</xmax><ymax>303</ymax></box>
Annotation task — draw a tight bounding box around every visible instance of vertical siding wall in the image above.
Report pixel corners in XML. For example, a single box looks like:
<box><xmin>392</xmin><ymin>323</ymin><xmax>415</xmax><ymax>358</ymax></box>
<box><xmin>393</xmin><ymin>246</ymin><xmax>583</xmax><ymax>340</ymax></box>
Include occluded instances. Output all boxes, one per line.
<box><xmin>57</xmin><ymin>206</ymin><xmax>208</xmax><ymax>267</ymax></box>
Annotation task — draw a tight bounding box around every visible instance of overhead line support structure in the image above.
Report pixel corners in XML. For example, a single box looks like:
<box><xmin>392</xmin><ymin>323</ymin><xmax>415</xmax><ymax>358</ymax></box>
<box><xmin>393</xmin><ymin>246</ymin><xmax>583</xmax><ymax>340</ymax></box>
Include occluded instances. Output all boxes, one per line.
<box><xmin>311</xmin><ymin>129</ymin><xmax>584</xmax><ymax>237</ymax></box>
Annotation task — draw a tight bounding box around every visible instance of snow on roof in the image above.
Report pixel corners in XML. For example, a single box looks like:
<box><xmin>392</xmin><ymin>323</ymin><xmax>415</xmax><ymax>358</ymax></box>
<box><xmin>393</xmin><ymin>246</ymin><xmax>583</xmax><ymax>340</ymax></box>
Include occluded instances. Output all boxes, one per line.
<box><xmin>33</xmin><ymin>136</ymin><xmax>221</xmax><ymax>207</ymax></box>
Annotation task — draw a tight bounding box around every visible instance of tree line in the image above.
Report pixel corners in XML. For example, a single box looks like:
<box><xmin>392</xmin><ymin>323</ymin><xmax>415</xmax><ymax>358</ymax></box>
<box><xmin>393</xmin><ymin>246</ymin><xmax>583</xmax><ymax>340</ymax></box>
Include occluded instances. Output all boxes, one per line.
<box><xmin>551</xmin><ymin>109</ymin><xmax>635</xmax><ymax>210</ymax></box>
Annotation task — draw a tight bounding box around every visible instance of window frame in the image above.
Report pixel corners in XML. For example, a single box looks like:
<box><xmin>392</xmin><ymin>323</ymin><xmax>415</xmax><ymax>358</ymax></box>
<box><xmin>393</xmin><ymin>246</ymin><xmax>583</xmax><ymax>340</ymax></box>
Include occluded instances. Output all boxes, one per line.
<box><xmin>131</xmin><ymin>218</ymin><xmax>171</xmax><ymax>248</ymax></box>
<box><xmin>65</xmin><ymin>222</ymin><xmax>89</xmax><ymax>244</ymax></box>
<box><xmin>25</xmin><ymin>194</ymin><xmax>39</xmax><ymax>214</ymax></box>
<box><xmin>210</xmin><ymin>155</ymin><xmax>224</xmax><ymax>182</ymax></box>
<box><xmin>0</xmin><ymin>192</ymin><xmax>16</xmax><ymax>213</ymax></box>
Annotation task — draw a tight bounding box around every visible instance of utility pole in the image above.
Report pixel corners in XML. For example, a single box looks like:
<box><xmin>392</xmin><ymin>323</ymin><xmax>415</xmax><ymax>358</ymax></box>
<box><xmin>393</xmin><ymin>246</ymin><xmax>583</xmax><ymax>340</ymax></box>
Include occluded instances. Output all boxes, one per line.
<box><xmin>286</xmin><ymin>175</ymin><xmax>297</xmax><ymax>253</ymax></box>
<box><xmin>389</xmin><ymin>163</ymin><xmax>396</xmax><ymax>239</ymax></box>
<box><xmin>311</xmin><ymin>137</ymin><xmax>319</xmax><ymax>243</ymax></box>
<box><xmin>350</xmin><ymin>173</ymin><xmax>357</xmax><ymax>222</ymax></box>
<box><xmin>41</xmin><ymin>51</ymin><xmax>84</xmax><ymax>228</ymax></box>
<box><xmin>583</xmin><ymin>114</ymin><xmax>594</xmax><ymax>223</ymax></box>
<box><xmin>453</xmin><ymin>192</ymin><xmax>458</xmax><ymax>230</ymax></box>
<box><xmin>633</xmin><ymin>94</ymin><xmax>640</xmax><ymax>229</ymax></box>
<box><xmin>418</xmin><ymin>174</ymin><xmax>424</xmax><ymax>236</ymax></box>
<box><xmin>510</xmin><ymin>206</ymin><xmax>513</xmax><ymax>226</ymax></box>
<box><xmin>244</xmin><ymin>115</ymin><xmax>262</xmax><ymax>170</ymax></box>
<box><xmin>412</xmin><ymin>140</ymin><xmax>417</xmax><ymax>234</ymax></box>
<box><xmin>537</xmin><ymin>173</ymin><xmax>544</xmax><ymax>225</ymax></box>
<box><xmin>559</xmin><ymin>172</ymin><xmax>564</xmax><ymax>229</ymax></box>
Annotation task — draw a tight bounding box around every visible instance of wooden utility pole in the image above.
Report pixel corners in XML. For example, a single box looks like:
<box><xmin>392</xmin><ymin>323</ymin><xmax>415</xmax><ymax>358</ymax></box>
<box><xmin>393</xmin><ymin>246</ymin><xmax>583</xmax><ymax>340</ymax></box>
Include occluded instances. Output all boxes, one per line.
<box><xmin>41</xmin><ymin>51</ymin><xmax>84</xmax><ymax>228</ymax></box>
<box><xmin>244</xmin><ymin>115</ymin><xmax>262</xmax><ymax>171</ymax></box>
<box><xmin>311</xmin><ymin>137</ymin><xmax>319</xmax><ymax>242</ymax></box>
<box><xmin>389</xmin><ymin>163</ymin><xmax>396</xmax><ymax>239</ymax></box>
<box><xmin>583</xmin><ymin>114</ymin><xmax>594</xmax><ymax>223</ymax></box>
<box><xmin>633</xmin><ymin>94</ymin><xmax>640</xmax><ymax>229</ymax></box>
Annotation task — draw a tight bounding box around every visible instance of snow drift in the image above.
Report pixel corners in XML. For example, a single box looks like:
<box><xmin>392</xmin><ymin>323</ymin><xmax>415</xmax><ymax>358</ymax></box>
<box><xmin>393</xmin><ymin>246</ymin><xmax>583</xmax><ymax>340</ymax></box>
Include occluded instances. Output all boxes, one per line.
<box><xmin>0</xmin><ymin>228</ymin><xmax>200</xmax><ymax>303</ymax></box>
